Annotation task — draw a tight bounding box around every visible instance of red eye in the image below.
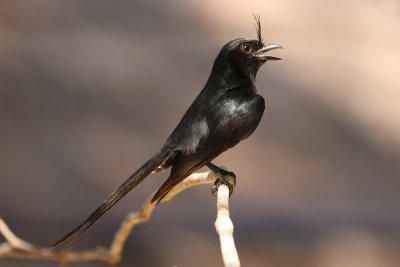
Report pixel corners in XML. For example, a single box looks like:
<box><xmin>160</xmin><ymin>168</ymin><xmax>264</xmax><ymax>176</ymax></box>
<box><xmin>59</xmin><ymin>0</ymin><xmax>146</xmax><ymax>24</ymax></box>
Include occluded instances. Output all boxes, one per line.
<box><xmin>241</xmin><ymin>44</ymin><xmax>252</xmax><ymax>53</ymax></box>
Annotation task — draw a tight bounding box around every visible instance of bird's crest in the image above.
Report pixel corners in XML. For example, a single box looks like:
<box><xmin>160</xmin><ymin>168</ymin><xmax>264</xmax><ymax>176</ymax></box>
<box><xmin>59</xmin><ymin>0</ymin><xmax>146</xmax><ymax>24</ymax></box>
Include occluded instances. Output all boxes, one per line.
<box><xmin>253</xmin><ymin>14</ymin><xmax>263</xmax><ymax>44</ymax></box>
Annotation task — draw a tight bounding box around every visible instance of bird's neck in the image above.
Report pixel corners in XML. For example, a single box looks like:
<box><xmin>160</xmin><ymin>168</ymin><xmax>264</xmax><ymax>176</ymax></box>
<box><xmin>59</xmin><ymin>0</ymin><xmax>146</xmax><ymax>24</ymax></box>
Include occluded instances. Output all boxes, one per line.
<box><xmin>206</xmin><ymin>59</ymin><xmax>254</xmax><ymax>88</ymax></box>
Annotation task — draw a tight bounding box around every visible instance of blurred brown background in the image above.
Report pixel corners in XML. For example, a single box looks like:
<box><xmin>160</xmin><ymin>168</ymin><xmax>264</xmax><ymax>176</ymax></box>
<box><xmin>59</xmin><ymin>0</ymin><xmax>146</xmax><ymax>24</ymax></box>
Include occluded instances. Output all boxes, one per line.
<box><xmin>1</xmin><ymin>0</ymin><xmax>400</xmax><ymax>266</ymax></box>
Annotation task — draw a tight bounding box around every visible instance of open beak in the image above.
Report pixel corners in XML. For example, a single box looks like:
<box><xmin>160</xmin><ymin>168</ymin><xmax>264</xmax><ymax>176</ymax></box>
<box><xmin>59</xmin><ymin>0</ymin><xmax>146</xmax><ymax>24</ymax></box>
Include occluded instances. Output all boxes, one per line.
<box><xmin>255</xmin><ymin>44</ymin><xmax>282</xmax><ymax>60</ymax></box>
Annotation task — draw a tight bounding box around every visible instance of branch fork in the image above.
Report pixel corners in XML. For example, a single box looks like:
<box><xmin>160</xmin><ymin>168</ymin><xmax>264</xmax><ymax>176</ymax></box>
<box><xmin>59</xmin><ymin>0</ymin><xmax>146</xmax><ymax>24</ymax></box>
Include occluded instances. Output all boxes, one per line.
<box><xmin>1</xmin><ymin>171</ymin><xmax>240</xmax><ymax>267</ymax></box>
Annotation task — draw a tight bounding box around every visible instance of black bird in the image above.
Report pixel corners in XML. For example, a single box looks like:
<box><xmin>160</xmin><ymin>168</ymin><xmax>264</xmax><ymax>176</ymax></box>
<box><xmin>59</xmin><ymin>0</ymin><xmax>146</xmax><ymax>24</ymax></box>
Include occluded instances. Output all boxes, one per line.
<box><xmin>52</xmin><ymin>17</ymin><xmax>281</xmax><ymax>249</ymax></box>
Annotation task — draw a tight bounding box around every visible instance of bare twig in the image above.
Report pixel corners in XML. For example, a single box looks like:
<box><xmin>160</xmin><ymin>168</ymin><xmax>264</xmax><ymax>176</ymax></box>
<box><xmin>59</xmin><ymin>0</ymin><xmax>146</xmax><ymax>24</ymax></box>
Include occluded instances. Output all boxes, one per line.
<box><xmin>215</xmin><ymin>184</ymin><xmax>241</xmax><ymax>267</ymax></box>
<box><xmin>0</xmin><ymin>170</ymin><xmax>240</xmax><ymax>266</ymax></box>
<box><xmin>0</xmin><ymin>218</ymin><xmax>109</xmax><ymax>265</ymax></box>
<box><xmin>108</xmin><ymin>171</ymin><xmax>218</xmax><ymax>264</ymax></box>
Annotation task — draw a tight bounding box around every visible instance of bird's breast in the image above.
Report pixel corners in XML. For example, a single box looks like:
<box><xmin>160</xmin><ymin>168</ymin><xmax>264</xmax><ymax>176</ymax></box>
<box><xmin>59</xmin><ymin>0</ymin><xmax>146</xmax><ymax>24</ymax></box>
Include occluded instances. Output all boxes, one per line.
<box><xmin>208</xmin><ymin>91</ymin><xmax>265</xmax><ymax>143</ymax></box>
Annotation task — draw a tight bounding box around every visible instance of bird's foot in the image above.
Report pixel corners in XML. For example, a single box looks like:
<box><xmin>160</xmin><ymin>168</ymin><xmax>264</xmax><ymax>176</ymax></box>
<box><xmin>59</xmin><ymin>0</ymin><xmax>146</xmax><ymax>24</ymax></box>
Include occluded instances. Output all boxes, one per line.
<box><xmin>207</xmin><ymin>164</ymin><xmax>236</xmax><ymax>197</ymax></box>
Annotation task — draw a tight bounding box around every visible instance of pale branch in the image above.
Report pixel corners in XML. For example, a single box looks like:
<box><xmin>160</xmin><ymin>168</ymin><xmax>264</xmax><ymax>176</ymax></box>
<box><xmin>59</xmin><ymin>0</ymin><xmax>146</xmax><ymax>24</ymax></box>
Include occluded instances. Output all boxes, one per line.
<box><xmin>0</xmin><ymin>170</ymin><xmax>240</xmax><ymax>267</ymax></box>
<box><xmin>0</xmin><ymin>218</ymin><xmax>109</xmax><ymax>266</ymax></box>
<box><xmin>108</xmin><ymin>170</ymin><xmax>217</xmax><ymax>264</ymax></box>
<box><xmin>215</xmin><ymin>184</ymin><xmax>241</xmax><ymax>267</ymax></box>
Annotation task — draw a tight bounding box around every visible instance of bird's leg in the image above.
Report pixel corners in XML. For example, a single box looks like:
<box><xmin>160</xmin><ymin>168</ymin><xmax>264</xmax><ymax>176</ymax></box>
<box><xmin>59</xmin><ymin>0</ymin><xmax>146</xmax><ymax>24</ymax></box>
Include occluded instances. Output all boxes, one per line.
<box><xmin>206</xmin><ymin>162</ymin><xmax>236</xmax><ymax>197</ymax></box>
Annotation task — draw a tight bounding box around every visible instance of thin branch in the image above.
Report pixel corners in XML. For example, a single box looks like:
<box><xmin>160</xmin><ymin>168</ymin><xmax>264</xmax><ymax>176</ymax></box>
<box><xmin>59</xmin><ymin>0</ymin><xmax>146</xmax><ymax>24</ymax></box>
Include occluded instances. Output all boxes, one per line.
<box><xmin>108</xmin><ymin>170</ymin><xmax>217</xmax><ymax>264</ymax></box>
<box><xmin>0</xmin><ymin>218</ymin><xmax>109</xmax><ymax>263</ymax></box>
<box><xmin>215</xmin><ymin>184</ymin><xmax>240</xmax><ymax>267</ymax></box>
<box><xmin>0</xmin><ymin>170</ymin><xmax>240</xmax><ymax>266</ymax></box>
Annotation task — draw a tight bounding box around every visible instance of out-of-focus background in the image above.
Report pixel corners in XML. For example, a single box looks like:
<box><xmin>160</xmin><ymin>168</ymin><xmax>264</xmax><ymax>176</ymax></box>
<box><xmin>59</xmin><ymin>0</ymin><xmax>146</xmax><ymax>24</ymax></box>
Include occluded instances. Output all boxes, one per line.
<box><xmin>1</xmin><ymin>0</ymin><xmax>400</xmax><ymax>266</ymax></box>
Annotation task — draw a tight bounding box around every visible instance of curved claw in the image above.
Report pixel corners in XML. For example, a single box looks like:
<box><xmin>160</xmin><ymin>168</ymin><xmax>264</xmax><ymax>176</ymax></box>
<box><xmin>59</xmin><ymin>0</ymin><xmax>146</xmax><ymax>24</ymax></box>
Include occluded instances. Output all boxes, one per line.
<box><xmin>206</xmin><ymin>163</ymin><xmax>236</xmax><ymax>197</ymax></box>
<box><xmin>211</xmin><ymin>172</ymin><xmax>236</xmax><ymax>197</ymax></box>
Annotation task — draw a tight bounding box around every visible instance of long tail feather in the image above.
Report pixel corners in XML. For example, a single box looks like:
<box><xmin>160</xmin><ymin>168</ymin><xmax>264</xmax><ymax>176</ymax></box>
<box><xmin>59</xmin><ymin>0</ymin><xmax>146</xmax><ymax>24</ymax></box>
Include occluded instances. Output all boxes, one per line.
<box><xmin>52</xmin><ymin>148</ymin><xmax>172</xmax><ymax>248</ymax></box>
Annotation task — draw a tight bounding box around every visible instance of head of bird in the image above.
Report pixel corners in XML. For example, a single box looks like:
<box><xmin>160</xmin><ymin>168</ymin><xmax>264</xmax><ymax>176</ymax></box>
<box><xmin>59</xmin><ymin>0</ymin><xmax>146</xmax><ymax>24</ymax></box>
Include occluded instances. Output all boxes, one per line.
<box><xmin>210</xmin><ymin>15</ymin><xmax>282</xmax><ymax>84</ymax></box>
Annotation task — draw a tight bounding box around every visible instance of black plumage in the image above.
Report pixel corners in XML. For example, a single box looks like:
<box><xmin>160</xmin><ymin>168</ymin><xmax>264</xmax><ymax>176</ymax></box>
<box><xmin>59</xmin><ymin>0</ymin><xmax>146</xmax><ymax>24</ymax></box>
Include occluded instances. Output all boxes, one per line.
<box><xmin>52</xmin><ymin>16</ymin><xmax>281</xmax><ymax>249</ymax></box>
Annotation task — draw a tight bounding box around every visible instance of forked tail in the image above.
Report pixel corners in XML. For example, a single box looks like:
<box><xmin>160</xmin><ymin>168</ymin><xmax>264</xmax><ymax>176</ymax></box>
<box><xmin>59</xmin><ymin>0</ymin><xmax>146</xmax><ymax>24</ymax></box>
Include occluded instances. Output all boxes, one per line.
<box><xmin>52</xmin><ymin>148</ymin><xmax>172</xmax><ymax>249</ymax></box>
